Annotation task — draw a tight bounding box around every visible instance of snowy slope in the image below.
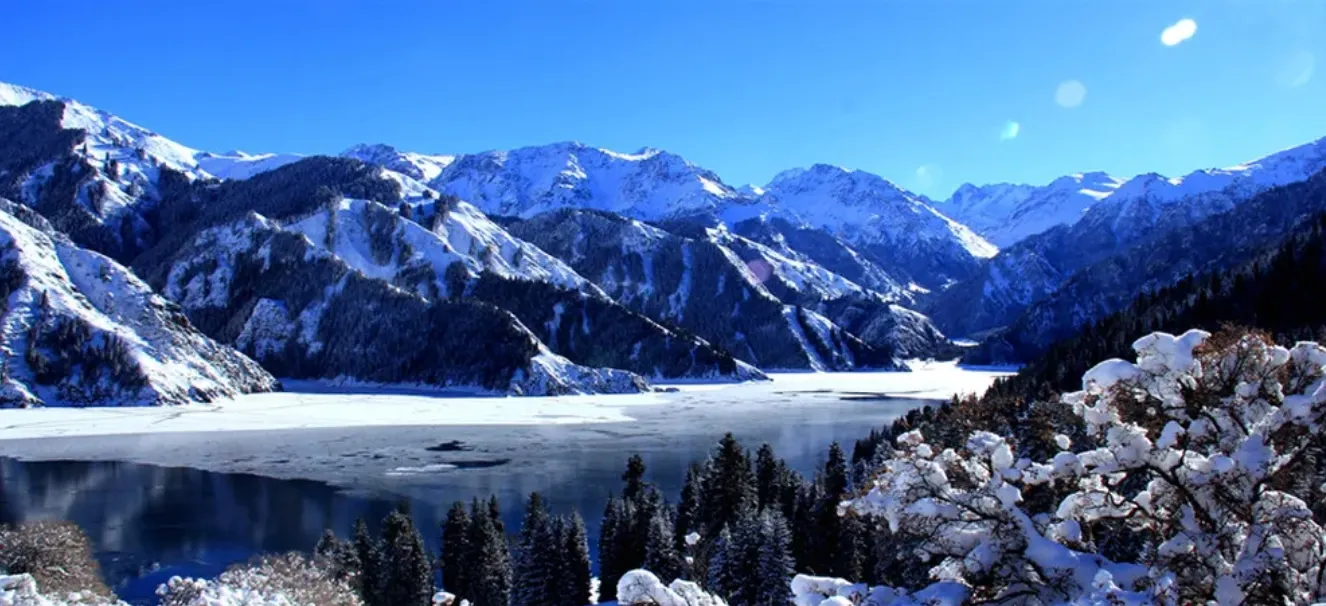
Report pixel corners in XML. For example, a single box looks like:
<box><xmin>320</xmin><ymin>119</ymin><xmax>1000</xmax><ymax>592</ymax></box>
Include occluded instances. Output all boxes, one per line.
<box><xmin>928</xmin><ymin>135</ymin><xmax>1326</xmax><ymax>339</ymax></box>
<box><xmin>195</xmin><ymin>150</ymin><xmax>304</xmax><ymax>180</ymax></box>
<box><xmin>942</xmin><ymin>136</ymin><xmax>1326</xmax><ymax>248</ymax></box>
<box><xmin>342</xmin><ymin>143</ymin><xmax>456</xmax><ymax>183</ymax></box>
<box><xmin>420</xmin><ymin>141</ymin><xmax>744</xmax><ymax>219</ymax></box>
<box><xmin>276</xmin><ymin>194</ymin><xmax>760</xmax><ymax>381</ymax></box>
<box><xmin>0</xmin><ymin>81</ymin><xmax>303</xmax><ymax>184</ymax></box>
<box><xmin>745</xmin><ymin>165</ymin><xmax>996</xmax><ymax>290</ymax></box>
<box><xmin>0</xmin><ymin>200</ymin><xmax>278</xmax><ymax>407</ymax></box>
<box><xmin>161</xmin><ymin>212</ymin><xmax>650</xmax><ymax>395</ymax></box>
<box><xmin>507</xmin><ymin>209</ymin><xmax>917</xmax><ymax>369</ymax></box>
<box><xmin>942</xmin><ymin>172</ymin><xmax>1124</xmax><ymax>247</ymax></box>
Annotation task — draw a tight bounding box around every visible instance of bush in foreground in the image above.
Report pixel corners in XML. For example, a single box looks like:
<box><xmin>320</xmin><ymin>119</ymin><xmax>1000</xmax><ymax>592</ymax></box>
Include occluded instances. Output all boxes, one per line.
<box><xmin>157</xmin><ymin>552</ymin><xmax>361</xmax><ymax>606</ymax></box>
<box><xmin>0</xmin><ymin>521</ymin><xmax>114</xmax><ymax>601</ymax></box>
<box><xmin>836</xmin><ymin>328</ymin><xmax>1326</xmax><ymax>604</ymax></box>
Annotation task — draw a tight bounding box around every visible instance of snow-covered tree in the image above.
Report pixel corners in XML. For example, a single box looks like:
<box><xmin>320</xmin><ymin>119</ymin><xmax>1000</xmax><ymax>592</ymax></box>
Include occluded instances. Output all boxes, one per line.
<box><xmin>353</xmin><ymin>518</ymin><xmax>384</xmax><ymax>606</ymax></box>
<box><xmin>441</xmin><ymin>501</ymin><xmax>472</xmax><ymax>600</ymax></box>
<box><xmin>513</xmin><ymin>493</ymin><xmax>557</xmax><ymax>606</ymax></box>
<box><xmin>560</xmin><ymin>512</ymin><xmax>594</xmax><ymax>606</ymax></box>
<box><xmin>705</xmin><ymin>509</ymin><xmax>795</xmax><ymax>606</ymax></box>
<box><xmin>382</xmin><ymin>510</ymin><xmax>433</xmax><ymax>606</ymax></box>
<box><xmin>466</xmin><ymin>498</ymin><xmax>512</xmax><ymax>606</ymax></box>
<box><xmin>699</xmin><ymin>434</ymin><xmax>757</xmax><ymax>537</ymax></box>
<box><xmin>599</xmin><ymin>495</ymin><xmax>629</xmax><ymax>602</ymax></box>
<box><xmin>841</xmin><ymin>329</ymin><xmax>1326</xmax><ymax>605</ymax></box>
<box><xmin>644</xmin><ymin>507</ymin><xmax>685</xmax><ymax>584</ymax></box>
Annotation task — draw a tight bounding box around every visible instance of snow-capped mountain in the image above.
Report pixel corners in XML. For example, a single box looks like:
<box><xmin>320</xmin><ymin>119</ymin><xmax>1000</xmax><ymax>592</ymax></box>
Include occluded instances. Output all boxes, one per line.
<box><xmin>0</xmin><ymin>199</ymin><xmax>278</xmax><ymax>407</ymax></box>
<box><xmin>964</xmin><ymin>165</ymin><xmax>1326</xmax><ymax>364</ymax></box>
<box><xmin>942</xmin><ymin>172</ymin><xmax>1124</xmax><ymax>248</ymax></box>
<box><xmin>941</xmin><ymin>136</ymin><xmax>1326</xmax><ymax>249</ymax></box>
<box><xmin>280</xmin><ymin>193</ymin><xmax>763</xmax><ymax>382</ymax></box>
<box><xmin>410</xmin><ymin>141</ymin><xmax>746</xmax><ymax>220</ymax></box>
<box><xmin>927</xmin><ymin>135</ymin><xmax>1326</xmax><ymax>340</ymax></box>
<box><xmin>506</xmin><ymin>209</ymin><xmax>923</xmax><ymax>369</ymax></box>
<box><xmin>158</xmin><ymin>209</ymin><xmax>649</xmax><ymax>396</ymax></box>
<box><xmin>342</xmin><ymin>143</ymin><xmax>455</xmax><ymax>183</ymax></box>
<box><xmin>0</xmin><ymin>81</ymin><xmax>302</xmax><ymax>184</ymax></box>
<box><xmin>749</xmin><ymin>164</ymin><xmax>997</xmax><ymax>289</ymax></box>
<box><xmin>195</xmin><ymin>150</ymin><xmax>304</xmax><ymax>181</ymax></box>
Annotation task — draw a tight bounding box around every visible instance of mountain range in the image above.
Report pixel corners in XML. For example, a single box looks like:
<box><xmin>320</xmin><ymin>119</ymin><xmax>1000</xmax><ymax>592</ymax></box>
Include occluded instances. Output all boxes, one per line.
<box><xmin>3</xmin><ymin>79</ymin><xmax>1325</xmax><ymax>404</ymax></box>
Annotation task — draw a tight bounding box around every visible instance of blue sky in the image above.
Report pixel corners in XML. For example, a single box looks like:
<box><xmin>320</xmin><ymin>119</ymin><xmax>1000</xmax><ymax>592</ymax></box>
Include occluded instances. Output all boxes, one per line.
<box><xmin>2</xmin><ymin>1</ymin><xmax>1323</xmax><ymax>198</ymax></box>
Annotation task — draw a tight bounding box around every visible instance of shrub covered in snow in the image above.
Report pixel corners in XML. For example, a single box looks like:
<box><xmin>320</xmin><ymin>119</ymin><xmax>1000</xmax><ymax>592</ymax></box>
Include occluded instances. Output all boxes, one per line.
<box><xmin>0</xmin><ymin>521</ymin><xmax>114</xmax><ymax>601</ymax></box>
<box><xmin>0</xmin><ymin>573</ymin><xmax>126</xmax><ymax>606</ymax></box>
<box><xmin>157</xmin><ymin>552</ymin><xmax>361</xmax><ymax>606</ymax></box>
<box><xmin>617</xmin><ymin>570</ymin><xmax>727</xmax><ymax>606</ymax></box>
<box><xmin>841</xmin><ymin>329</ymin><xmax>1326</xmax><ymax>604</ymax></box>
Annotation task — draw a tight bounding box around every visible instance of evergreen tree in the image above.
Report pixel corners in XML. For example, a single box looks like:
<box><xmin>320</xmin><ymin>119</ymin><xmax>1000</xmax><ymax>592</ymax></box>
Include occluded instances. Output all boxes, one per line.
<box><xmin>314</xmin><ymin>528</ymin><xmax>359</xmax><ymax>582</ymax></box>
<box><xmin>643</xmin><ymin>507</ymin><xmax>684</xmax><ymax>583</ymax></box>
<box><xmin>467</xmin><ymin>498</ymin><xmax>512</xmax><ymax>606</ymax></box>
<box><xmin>627</xmin><ymin>486</ymin><xmax>663</xmax><ymax>574</ymax></box>
<box><xmin>675</xmin><ymin>463</ymin><xmax>703</xmax><ymax>553</ymax></box>
<box><xmin>315</xmin><ymin>528</ymin><xmax>340</xmax><ymax>560</ymax></box>
<box><xmin>699</xmin><ymin>433</ymin><xmax>757</xmax><ymax>537</ymax></box>
<box><xmin>512</xmin><ymin>493</ymin><xmax>556</xmax><ymax>606</ymax></box>
<box><xmin>838</xmin><ymin>513</ymin><xmax>866</xmax><ymax>583</ymax></box>
<box><xmin>753</xmin><ymin>511</ymin><xmax>795</xmax><ymax>606</ymax></box>
<box><xmin>560</xmin><ymin>512</ymin><xmax>593</xmax><ymax>606</ymax></box>
<box><xmin>710</xmin><ymin>508</ymin><xmax>795</xmax><ymax>606</ymax></box>
<box><xmin>810</xmin><ymin>443</ymin><xmax>853</xmax><ymax>577</ymax></box>
<box><xmin>382</xmin><ymin>509</ymin><xmax>433</xmax><ymax>606</ymax></box>
<box><xmin>354</xmin><ymin>518</ymin><xmax>385</xmax><ymax>606</ymax></box>
<box><xmin>441</xmin><ymin>501</ymin><xmax>472</xmax><ymax>600</ymax></box>
<box><xmin>623</xmin><ymin>454</ymin><xmax>648</xmax><ymax>501</ymax></box>
<box><xmin>791</xmin><ymin>482</ymin><xmax>819</xmax><ymax>572</ymax></box>
<box><xmin>488</xmin><ymin>495</ymin><xmax>506</xmax><ymax>534</ymax></box>
<box><xmin>705</xmin><ymin>525</ymin><xmax>739</xmax><ymax>600</ymax></box>
<box><xmin>755</xmin><ymin>443</ymin><xmax>780</xmax><ymax>511</ymax></box>
<box><xmin>597</xmin><ymin>496</ymin><xmax>627</xmax><ymax>602</ymax></box>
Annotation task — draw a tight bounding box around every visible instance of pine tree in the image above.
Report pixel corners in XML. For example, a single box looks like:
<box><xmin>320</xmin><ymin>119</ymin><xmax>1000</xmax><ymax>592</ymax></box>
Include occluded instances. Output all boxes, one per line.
<box><xmin>354</xmin><ymin>518</ymin><xmax>385</xmax><ymax>606</ymax></box>
<box><xmin>382</xmin><ymin>509</ymin><xmax>433</xmax><ymax>606</ymax></box>
<box><xmin>675</xmin><ymin>463</ymin><xmax>703</xmax><ymax>553</ymax></box>
<box><xmin>488</xmin><ymin>495</ymin><xmax>506</xmax><ymax>534</ymax></box>
<box><xmin>755</xmin><ymin>443</ymin><xmax>779</xmax><ymax>511</ymax></box>
<box><xmin>811</xmin><ymin>443</ymin><xmax>852</xmax><ymax>577</ymax></box>
<box><xmin>792</xmin><ymin>482</ymin><xmax>819</xmax><ymax>572</ymax></box>
<box><xmin>314</xmin><ymin>528</ymin><xmax>359</xmax><ymax>582</ymax></box>
<box><xmin>512</xmin><ymin>493</ymin><xmax>555</xmax><ymax>606</ymax></box>
<box><xmin>643</xmin><ymin>507</ymin><xmax>683</xmax><ymax>583</ymax></box>
<box><xmin>705</xmin><ymin>525</ymin><xmax>739</xmax><ymax>600</ymax></box>
<box><xmin>467</xmin><ymin>498</ymin><xmax>512</xmax><ymax>606</ymax></box>
<box><xmin>597</xmin><ymin>496</ymin><xmax>627</xmax><ymax>603</ymax></box>
<box><xmin>561</xmin><ymin>512</ymin><xmax>593</xmax><ymax>606</ymax></box>
<box><xmin>839</xmin><ymin>514</ymin><xmax>866</xmax><ymax>583</ymax></box>
<box><xmin>623</xmin><ymin>454</ymin><xmax>648</xmax><ymax>501</ymax></box>
<box><xmin>627</xmin><ymin>487</ymin><xmax>662</xmax><ymax>573</ymax></box>
<box><xmin>315</xmin><ymin>528</ymin><xmax>341</xmax><ymax>560</ymax></box>
<box><xmin>442</xmin><ymin>501</ymin><xmax>472</xmax><ymax>600</ymax></box>
<box><xmin>753</xmin><ymin>511</ymin><xmax>795</xmax><ymax>606</ymax></box>
<box><xmin>699</xmin><ymin>433</ymin><xmax>757</xmax><ymax>537</ymax></box>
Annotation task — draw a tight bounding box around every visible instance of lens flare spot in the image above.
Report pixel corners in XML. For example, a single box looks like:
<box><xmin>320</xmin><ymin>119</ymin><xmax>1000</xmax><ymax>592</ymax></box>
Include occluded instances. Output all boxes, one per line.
<box><xmin>746</xmin><ymin>259</ymin><xmax>773</xmax><ymax>284</ymax></box>
<box><xmin>999</xmin><ymin>121</ymin><xmax>1021</xmax><ymax>141</ymax></box>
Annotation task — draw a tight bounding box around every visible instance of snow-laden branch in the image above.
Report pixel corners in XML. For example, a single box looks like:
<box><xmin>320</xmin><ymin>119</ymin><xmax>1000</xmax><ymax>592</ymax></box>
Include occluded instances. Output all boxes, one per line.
<box><xmin>837</xmin><ymin>329</ymin><xmax>1326</xmax><ymax>605</ymax></box>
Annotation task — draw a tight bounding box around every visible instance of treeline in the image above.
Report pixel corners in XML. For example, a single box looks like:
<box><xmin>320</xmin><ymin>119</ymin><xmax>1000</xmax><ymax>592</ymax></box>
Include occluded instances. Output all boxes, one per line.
<box><xmin>315</xmin><ymin>433</ymin><xmax>877</xmax><ymax>606</ymax></box>
<box><xmin>852</xmin><ymin>212</ymin><xmax>1326</xmax><ymax>476</ymax></box>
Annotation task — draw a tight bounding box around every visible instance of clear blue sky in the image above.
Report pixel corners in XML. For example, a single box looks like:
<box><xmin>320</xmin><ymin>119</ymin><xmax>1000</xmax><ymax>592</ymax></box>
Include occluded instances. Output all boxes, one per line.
<box><xmin>2</xmin><ymin>1</ymin><xmax>1323</xmax><ymax>198</ymax></box>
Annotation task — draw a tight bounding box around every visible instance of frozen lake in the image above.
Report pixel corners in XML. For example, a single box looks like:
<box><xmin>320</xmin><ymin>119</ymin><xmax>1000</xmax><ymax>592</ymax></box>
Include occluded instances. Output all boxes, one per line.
<box><xmin>0</xmin><ymin>365</ymin><xmax>1010</xmax><ymax>604</ymax></box>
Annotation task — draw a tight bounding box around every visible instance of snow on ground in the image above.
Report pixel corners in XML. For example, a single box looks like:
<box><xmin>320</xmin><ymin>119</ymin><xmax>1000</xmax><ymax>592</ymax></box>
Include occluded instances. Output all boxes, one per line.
<box><xmin>0</xmin><ymin>365</ymin><xmax>1009</xmax><ymax>441</ymax></box>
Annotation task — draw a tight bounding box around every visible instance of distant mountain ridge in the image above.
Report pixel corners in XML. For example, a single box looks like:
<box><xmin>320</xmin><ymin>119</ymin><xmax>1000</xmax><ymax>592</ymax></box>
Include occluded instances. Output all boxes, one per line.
<box><xmin>7</xmin><ymin>77</ymin><xmax>1326</xmax><ymax>403</ymax></box>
